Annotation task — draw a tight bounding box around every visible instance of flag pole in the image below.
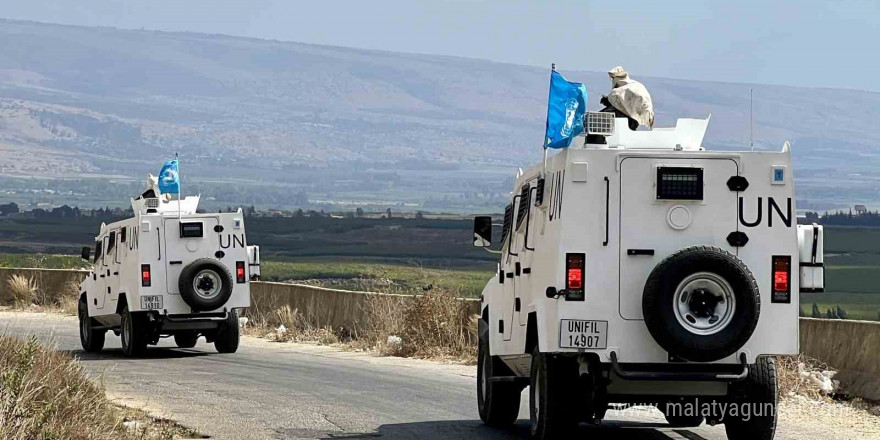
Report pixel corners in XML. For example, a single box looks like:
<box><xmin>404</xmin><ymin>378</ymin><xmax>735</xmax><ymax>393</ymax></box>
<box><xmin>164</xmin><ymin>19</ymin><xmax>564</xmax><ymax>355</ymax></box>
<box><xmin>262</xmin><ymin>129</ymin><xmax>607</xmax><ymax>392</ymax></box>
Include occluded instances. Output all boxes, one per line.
<box><xmin>543</xmin><ymin>64</ymin><xmax>556</xmax><ymax>179</ymax></box>
<box><xmin>176</xmin><ymin>153</ymin><xmax>182</xmax><ymax>221</ymax></box>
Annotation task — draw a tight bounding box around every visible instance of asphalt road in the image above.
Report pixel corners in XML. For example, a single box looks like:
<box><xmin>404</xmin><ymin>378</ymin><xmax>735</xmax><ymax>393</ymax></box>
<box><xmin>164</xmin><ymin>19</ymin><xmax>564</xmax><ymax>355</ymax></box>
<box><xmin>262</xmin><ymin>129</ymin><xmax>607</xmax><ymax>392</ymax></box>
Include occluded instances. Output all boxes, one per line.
<box><xmin>0</xmin><ymin>311</ymin><xmax>844</xmax><ymax>440</ymax></box>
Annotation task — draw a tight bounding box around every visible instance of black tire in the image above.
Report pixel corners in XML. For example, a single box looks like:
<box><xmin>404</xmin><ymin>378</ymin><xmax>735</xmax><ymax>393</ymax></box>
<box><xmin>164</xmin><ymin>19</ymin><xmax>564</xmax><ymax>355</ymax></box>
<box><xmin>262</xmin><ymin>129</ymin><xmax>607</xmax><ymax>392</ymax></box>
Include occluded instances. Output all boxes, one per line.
<box><xmin>725</xmin><ymin>357</ymin><xmax>778</xmax><ymax>440</ymax></box>
<box><xmin>529</xmin><ymin>346</ymin><xmax>579</xmax><ymax>440</ymax></box>
<box><xmin>178</xmin><ymin>258</ymin><xmax>233</xmax><ymax>312</ymax></box>
<box><xmin>121</xmin><ymin>304</ymin><xmax>148</xmax><ymax>357</ymax></box>
<box><xmin>477</xmin><ymin>318</ymin><xmax>522</xmax><ymax>427</ymax></box>
<box><xmin>174</xmin><ymin>331</ymin><xmax>199</xmax><ymax>348</ymax></box>
<box><xmin>643</xmin><ymin>246</ymin><xmax>760</xmax><ymax>362</ymax></box>
<box><xmin>214</xmin><ymin>309</ymin><xmax>240</xmax><ymax>354</ymax></box>
<box><xmin>78</xmin><ymin>297</ymin><xmax>105</xmax><ymax>353</ymax></box>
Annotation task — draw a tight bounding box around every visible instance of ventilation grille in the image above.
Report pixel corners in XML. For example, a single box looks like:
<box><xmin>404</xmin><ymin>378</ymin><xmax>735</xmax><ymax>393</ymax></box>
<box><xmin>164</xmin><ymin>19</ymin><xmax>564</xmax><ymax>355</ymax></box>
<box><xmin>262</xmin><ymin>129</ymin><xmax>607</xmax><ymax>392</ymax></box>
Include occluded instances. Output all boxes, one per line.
<box><xmin>145</xmin><ymin>198</ymin><xmax>159</xmax><ymax>208</ymax></box>
<box><xmin>586</xmin><ymin>112</ymin><xmax>615</xmax><ymax>135</ymax></box>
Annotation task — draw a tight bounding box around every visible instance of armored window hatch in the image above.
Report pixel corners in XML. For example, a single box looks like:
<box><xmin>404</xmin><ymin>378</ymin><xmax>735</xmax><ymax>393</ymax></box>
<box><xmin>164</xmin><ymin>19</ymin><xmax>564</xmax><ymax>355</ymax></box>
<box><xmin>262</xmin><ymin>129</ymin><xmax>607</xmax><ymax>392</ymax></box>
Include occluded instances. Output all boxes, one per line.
<box><xmin>657</xmin><ymin>167</ymin><xmax>703</xmax><ymax>200</ymax></box>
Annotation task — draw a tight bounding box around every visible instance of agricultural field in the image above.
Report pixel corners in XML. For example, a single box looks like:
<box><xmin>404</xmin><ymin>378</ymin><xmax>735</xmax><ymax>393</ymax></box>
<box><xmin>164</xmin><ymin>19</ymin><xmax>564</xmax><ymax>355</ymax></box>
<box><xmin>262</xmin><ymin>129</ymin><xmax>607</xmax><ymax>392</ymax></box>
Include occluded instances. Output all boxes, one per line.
<box><xmin>803</xmin><ymin>227</ymin><xmax>880</xmax><ymax>321</ymax></box>
<box><xmin>261</xmin><ymin>259</ymin><xmax>492</xmax><ymax>297</ymax></box>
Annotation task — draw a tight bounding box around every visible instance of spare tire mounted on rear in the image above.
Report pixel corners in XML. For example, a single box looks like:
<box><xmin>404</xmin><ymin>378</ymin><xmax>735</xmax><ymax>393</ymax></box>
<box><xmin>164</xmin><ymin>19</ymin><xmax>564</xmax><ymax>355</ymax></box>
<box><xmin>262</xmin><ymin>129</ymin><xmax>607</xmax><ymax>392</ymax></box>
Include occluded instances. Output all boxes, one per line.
<box><xmin>179</xmin><ymin>258</ymin><xmax>233</xmax><ymax>311</ymax></box>
<box><xmin>642</xmin><ymin>246</ymin><xmax>760</xmax><ymax>362</ymax></box>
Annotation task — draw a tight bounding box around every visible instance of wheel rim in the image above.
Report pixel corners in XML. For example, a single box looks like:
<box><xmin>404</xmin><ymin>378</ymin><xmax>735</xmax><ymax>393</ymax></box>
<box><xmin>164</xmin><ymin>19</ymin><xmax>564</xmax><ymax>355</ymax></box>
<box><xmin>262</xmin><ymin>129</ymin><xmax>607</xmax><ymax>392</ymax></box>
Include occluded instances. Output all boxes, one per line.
<box><xmin>673</xmin><ymin>272</ymin><xmax>736</xmax><ymax>336</ymax></box>
<box><xmin>193</xmin><ymin>269</ymin><xmax>222</xmax><ymax>300</ymax></box>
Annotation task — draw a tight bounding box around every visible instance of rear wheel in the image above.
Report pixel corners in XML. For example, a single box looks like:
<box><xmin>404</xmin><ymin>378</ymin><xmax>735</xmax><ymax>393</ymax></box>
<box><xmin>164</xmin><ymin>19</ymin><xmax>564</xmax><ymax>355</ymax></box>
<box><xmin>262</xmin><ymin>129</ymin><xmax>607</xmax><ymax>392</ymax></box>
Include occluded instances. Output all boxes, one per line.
<box><xmin>477</xmin><ymin>318</ymin><xmax>521</xmax><ymax>427</ymax></box>
<box><xmin>214</xmin><ymin>309</ymin><xmax>240</xmax><ymax>354</ymax></box>
<box><xmin>78</xmin><ymin>298</ymin><xmax>105</xmax><ymax>353</ymax></box>
<box><xmin>725</xmin><ymin>357</ymin><xmax>778</xmax><ymax>440</ymax></box>
<box><xmin>529</xmin><ymin>347</ymin><xmax>579</xmax><ymax>440</ymax></box>
<box><xmin>174</xmin><ymin>331</ymin><xmax>199</xmax><ymax>349</ymax></box>
<box><xmin>121</xmin><ymin>304</ymin><xmax>148</xmax><ymax>357</ymax></box>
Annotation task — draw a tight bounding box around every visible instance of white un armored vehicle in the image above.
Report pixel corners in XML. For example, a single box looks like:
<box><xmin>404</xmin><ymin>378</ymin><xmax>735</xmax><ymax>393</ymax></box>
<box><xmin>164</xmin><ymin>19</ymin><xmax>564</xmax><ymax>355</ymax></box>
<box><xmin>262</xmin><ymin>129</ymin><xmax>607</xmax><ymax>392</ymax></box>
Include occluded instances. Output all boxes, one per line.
<box><xmin>78</xmin><ymin>177</ymin><xmax>260</xmax><ymax>357</ymax></box>
<box><xmin>473</xmin><ymin>113</ymin><xmax>824</xmax><ymax>440</ymax></box>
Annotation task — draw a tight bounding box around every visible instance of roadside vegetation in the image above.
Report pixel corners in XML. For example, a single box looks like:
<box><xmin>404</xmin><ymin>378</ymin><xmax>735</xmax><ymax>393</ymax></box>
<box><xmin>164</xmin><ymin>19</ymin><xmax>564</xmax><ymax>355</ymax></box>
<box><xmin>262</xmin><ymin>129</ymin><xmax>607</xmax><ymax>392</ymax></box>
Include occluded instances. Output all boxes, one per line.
<box><xmin>243</xmin><ymin>289</ymin><xmax>479</xmax><ymax>363</ymax></box>
<box><xmin>0</xmin><ymin>335</ymin><xmax>198</xmax><ymax>440</ymax></box>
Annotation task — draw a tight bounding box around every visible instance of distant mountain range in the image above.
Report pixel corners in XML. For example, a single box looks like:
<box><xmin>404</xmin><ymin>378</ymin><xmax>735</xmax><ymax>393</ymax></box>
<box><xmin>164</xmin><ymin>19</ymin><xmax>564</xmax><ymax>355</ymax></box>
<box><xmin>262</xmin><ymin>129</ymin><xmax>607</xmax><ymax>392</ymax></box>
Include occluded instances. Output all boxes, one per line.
<box><xmin>0</xmin><ymin>19</ymin><xmax>878</xmax><ymax>212</ymax></box>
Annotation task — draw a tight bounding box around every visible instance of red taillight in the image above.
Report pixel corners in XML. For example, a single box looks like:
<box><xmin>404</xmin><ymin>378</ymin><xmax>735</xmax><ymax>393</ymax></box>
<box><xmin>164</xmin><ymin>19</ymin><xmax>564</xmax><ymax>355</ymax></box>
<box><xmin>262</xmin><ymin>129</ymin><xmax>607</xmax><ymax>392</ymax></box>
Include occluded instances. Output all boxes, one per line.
<box><xmin>565</xmin><ymin>253</ymin><xmax>585</xmax><ymax>292</ymax></box>
<box><xmin>141</xmin><ymin>264</ymin><xmax>151</xmax><ymax>287</ymax></box>
<box><xmin>236</xmin><ymin>261</ymin><xmax>246</xmax><ymax>283</ymax></box>
<box><xmin>774</xmin><ymin>270</ymin><xmax>789</xmax><ymax>292</ymax></box>
<box><xmin>567</xmin><ymin>268</ymin><xmax>583</xmax><ymax>289</ymax></box>
<box><xmin>772</xmin><ymin>256</ymin><xmax>790</xmax><ymax>293</ymax></box>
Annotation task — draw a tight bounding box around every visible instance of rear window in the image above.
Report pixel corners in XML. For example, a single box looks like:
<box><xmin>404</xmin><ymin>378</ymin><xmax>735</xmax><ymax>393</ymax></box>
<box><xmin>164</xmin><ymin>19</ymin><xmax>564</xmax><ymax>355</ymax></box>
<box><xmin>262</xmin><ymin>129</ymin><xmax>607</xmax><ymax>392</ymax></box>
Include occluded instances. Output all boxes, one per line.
<box><xmin>657</xmin><ymin>167</ymin><xmax>703</xmax><ymax>200</ymax></box>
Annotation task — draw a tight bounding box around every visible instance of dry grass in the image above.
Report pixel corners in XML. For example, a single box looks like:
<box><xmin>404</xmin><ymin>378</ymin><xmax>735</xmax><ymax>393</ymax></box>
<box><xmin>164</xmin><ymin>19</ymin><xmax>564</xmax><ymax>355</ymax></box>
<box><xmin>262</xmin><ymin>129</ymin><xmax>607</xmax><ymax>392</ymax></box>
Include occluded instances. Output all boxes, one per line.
<box><xmin>243</xmin><ymin>290</ymin><xmax>478</xmax><ymax>363</ymax></box>
<box><xmin>243</xmin><ymin>305</ymin><xmax>341</xmax><ymax>345</ymax></box>
<box><xmin>358</xmin><ymin>290</ymin><xmax>478</xmax><ymax>363</ymax></box>
<box><xmin>776</xmin><ymin>354</ymin><xmax>836</xmax><ymax>401</ymax></box>
<box><xmin>1</xmin><ymin>272</ymin><xmax>82</xmax><ymax>315</ymax></box>
<box><xmin>0</xmin><ymin>335</ymin><xmax>199</xmax><ymax>440</ymax></box>
<box><xmin>57</xmin><ymin>278</ymin><xmax>82</xmax><ymax>315</ymax></box>
<box><xmin>6</xmin><ymin>274</ymin><xmax>37</xmax><ymax>307</ymax></box>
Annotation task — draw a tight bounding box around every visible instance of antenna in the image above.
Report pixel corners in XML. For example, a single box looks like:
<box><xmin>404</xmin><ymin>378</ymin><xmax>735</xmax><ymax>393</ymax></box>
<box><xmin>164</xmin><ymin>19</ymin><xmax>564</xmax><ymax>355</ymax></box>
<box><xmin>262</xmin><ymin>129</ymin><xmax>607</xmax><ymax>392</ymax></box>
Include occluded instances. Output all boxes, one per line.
<box><xmin>749</xmin><ymin>88</ymin><xmax>754</xmax><ymax>151</ymax></box>
<box><xmin>551</xmin><ymin>63</ymin><xmax>556</xmax><ymax>71</ymax></box>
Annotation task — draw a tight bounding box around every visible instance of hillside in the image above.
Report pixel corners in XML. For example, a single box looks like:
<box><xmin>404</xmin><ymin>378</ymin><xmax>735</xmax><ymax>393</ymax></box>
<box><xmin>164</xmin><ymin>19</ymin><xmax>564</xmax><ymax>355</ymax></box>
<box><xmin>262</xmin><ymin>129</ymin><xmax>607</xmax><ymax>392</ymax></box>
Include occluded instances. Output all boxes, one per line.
<box><xmin>1</xmin><ymin>19</ymin><xmax>879</xmax><ymax>212</ymax></box>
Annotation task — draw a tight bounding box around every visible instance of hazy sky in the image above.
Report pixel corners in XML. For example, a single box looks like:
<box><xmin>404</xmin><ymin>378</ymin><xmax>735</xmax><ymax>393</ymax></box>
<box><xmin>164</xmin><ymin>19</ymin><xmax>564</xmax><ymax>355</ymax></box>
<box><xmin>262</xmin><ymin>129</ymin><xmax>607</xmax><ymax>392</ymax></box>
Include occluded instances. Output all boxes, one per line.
<box><xmin>4</xmin><ymin>0</ymin><xmax>879</xmax><ymax>91</ymax></box>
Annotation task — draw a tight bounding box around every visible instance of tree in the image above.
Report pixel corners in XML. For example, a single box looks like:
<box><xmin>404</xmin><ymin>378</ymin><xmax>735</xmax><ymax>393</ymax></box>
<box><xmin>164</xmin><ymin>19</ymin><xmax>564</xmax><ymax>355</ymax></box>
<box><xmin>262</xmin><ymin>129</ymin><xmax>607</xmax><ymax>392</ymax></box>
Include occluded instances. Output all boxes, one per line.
<box><xmin>0</xmin><ymin>202</ymin><xmax>19</xmax><ymax>216</ymax></box>
<box><xmin>811</xmin><ymin>303</ymin><xmax>821</xmax><ymax>318</ymax></box>
<box><xmin>386</xmin><ymin>208</ymin><xmax>392</xmax><ymax>219</ymax></box>
<box><xmin>415</xmin><ymin>211</ymin><xmax>424</xmax><ymax>219</ymax></box>
<box><xmin>355</xmin><ymin>207</ymin><xmax>364</xmax><ymax>218</ymax></box>
<box><xmin>836</xmin><ymin>305</ymin><xmax>847</xmax><ymax>320</ymax></box>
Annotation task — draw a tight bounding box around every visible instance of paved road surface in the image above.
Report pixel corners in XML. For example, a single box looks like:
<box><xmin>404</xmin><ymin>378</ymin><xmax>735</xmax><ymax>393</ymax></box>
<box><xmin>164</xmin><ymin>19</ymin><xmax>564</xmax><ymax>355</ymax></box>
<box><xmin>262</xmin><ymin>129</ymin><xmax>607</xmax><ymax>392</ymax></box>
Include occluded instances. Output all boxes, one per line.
<box><xmin>0</xmin><ymin>311</ymin><xmax>843</xmax><ymax>440</ymax></box>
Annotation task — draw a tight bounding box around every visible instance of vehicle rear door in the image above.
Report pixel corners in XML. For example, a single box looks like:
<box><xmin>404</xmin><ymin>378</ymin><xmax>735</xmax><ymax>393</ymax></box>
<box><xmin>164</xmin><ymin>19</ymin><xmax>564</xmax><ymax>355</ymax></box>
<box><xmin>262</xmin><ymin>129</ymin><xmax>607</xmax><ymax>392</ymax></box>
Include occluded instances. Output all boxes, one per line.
<box><xmin>163</xmin><ymin>217</ymin><xmax>220</xmax><ymax>294</ymax></box>
<box><xmin>618</xmin><ymin>157</ymin><xmax>739</xmax><ymax>320</ymax></box>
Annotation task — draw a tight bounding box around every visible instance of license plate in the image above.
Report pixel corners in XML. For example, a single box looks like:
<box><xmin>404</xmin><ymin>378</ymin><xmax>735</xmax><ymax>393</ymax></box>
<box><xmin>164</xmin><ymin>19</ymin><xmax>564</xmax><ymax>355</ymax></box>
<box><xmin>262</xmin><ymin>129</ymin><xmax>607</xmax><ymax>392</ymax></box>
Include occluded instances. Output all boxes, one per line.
<box><xmin>559</xmin><ymin>320</ymin><xmax>608</xmax><ymax>349</ymax></box>
<box><xmin>141</xmin><ymin>295</ymin><xmax>163</xmax><ymax>310</ymax></box>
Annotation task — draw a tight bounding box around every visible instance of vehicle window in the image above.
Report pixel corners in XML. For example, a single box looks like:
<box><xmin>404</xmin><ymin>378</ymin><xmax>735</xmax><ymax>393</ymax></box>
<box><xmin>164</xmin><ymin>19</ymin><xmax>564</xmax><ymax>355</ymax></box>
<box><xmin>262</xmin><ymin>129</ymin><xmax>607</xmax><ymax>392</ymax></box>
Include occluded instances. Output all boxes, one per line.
<box><xmin>93</xmin><ymin>240</ymin><xmax>102</xmax><ymax>264</ymax></box>
<box><xmin>121</xmin><ymin>227</ymin><xmax>127</xmax><ymax>243</ymax></box>
<box><xmin>108</xmin><ymin>231</ymin><xmax>117</xmax><ymax>252</ymax></box>
<box><xmin>102</xmin><ymin>237</ymin><xmax>109</xmax><ymax>266</ymax></box>
<box><xmin>516</xmin><ymin>185</ymin><xmax>531</xmax><ymax>230</ymax></box>
<box><xmin>501</xmin><ymin>203</ymin><xmax>513</xmax><ymax>243</ymax></box>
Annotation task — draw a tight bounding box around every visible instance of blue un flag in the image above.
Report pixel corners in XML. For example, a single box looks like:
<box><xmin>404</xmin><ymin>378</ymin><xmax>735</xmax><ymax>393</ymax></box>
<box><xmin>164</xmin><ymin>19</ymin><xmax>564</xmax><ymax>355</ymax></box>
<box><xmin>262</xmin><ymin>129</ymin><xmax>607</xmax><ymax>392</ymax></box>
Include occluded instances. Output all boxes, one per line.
<box><xmin>544</xmin><ymin>70</ymin><xmax>588</xmax><ymax>149</ymax></box>
<box><xmin>158</xmin><ymin>158</ymin><xmax>180</xmax><ymax>195</ymax></box>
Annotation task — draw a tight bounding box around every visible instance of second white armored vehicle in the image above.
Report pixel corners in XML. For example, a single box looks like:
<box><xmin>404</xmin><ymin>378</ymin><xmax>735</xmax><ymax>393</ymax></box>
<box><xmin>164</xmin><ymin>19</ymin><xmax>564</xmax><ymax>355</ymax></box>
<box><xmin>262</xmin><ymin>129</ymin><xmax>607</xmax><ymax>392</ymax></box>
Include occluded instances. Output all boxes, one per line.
<box><xmin>473</xmin><ymin>113</ymin><xmax>824</xmax><ymax>440</ymax></box>
<box><xmin>78</xmin><ymin>178</ymin><xmax>260</xmax><ymax>356</ymax></box>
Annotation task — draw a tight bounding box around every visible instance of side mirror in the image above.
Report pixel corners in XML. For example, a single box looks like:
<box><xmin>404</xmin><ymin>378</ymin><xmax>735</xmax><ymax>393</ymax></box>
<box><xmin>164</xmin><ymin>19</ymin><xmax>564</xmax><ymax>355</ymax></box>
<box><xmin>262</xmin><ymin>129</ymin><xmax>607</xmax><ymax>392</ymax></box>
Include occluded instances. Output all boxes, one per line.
<box><xmin>80</xmin><ymin>246</ymin><xmax>91</xmax><ymax>261</ymax></box>
<box><xmin>473</xmin><ymin>216</ymin><xmax>492</xmax><ymax>247</ymax></box>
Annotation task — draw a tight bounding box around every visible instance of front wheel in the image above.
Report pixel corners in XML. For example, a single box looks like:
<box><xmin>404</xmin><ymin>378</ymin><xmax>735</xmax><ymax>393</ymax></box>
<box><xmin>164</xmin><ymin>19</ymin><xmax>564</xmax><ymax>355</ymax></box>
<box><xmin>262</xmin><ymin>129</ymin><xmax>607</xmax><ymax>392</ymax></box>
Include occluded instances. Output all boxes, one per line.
<box><xmin>214</xmin><ymin>310</ymin><xmax>240</xmax><ymax>353</ymax></box>
<box><xmin>529</xmin><ymin>347</ymin><xmax>579</xmax><ymax>440</ymax></box>
<box><xmin>724</xmin><ymin>357</ymin><xmax>778</xmax><ymax>440</ymax></box>
<box><xmin>477</xmin><ymin>319</ymin><xmax>521</xmax><ymax>427</ymax></box>
<box><xmin>121</xmin><ymin>304</ymin><xmax>148</xmax><ymax>357</ymax></box>
<box><xmin>78</xmin><ymin>298</ymin><xmax>105</xmax><ymax>353</ymax></box>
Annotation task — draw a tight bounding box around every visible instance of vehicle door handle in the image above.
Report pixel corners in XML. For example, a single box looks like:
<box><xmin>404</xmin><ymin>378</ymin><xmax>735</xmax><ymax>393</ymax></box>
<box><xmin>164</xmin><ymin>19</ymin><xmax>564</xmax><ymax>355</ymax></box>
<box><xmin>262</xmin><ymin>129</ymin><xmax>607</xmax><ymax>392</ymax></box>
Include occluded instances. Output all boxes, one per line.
<box><xmin>627</xmin><ymin>249</ymin><xmax>655</xmax><ymax>256</ymax></box>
